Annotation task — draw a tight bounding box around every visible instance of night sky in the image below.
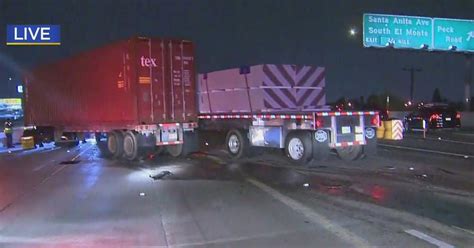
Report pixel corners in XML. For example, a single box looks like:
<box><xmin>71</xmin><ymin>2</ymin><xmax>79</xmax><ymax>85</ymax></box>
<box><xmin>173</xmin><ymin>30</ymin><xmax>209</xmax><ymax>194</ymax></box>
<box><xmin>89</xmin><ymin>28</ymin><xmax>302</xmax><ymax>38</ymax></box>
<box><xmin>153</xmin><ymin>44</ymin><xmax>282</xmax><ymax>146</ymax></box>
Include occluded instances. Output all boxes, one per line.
<box><xmin>0</xmin><ymin>0</ymin><xmax>473</xmax><ymax>102</ymax></box>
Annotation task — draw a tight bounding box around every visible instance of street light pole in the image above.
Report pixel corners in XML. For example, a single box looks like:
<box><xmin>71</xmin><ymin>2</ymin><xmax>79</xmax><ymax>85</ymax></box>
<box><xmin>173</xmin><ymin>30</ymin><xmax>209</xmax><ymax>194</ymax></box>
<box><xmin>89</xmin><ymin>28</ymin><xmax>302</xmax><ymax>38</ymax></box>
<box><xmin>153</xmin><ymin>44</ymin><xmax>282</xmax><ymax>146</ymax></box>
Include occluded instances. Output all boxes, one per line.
<box><xmin>402</xmin><ymin>67</ymin><xmax>422</xmax><ymax>102</ymax></box>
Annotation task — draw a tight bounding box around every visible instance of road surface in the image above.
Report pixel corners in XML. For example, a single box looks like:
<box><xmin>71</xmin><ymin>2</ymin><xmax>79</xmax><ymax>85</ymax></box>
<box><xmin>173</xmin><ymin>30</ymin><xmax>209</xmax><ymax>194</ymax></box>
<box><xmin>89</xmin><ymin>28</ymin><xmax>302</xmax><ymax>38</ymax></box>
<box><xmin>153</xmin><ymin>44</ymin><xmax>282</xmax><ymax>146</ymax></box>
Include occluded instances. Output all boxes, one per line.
<box><xmin>0</xmin><ymin>133</ymin><xmax>473</xmax><ymax>247</ymax></box>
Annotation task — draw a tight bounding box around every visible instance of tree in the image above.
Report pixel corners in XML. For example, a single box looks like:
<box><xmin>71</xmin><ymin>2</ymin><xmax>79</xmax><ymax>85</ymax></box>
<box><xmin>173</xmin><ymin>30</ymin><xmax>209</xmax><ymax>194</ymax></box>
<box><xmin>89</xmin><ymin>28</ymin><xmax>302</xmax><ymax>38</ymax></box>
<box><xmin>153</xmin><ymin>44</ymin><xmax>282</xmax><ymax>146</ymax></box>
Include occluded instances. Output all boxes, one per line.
<box><xmin>432</xmin><ymin>88</ymin><xmax>442</xmax><ymax>103</ymax></box>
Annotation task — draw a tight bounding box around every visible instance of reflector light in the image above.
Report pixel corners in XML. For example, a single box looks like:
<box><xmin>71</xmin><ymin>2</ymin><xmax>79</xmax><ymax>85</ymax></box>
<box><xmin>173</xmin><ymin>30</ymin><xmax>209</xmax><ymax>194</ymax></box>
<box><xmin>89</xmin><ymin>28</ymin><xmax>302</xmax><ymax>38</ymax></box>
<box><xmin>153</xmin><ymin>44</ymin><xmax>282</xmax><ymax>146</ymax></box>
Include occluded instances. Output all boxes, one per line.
<box><xmin>371</xmin><ymin>115</ymin><xmax>379</xmax><ymax>126</ymax></box>
<box><xmin>315</xmin><ymin>118</ymin><xmax>324</xmax><ymax>128</ymax></box>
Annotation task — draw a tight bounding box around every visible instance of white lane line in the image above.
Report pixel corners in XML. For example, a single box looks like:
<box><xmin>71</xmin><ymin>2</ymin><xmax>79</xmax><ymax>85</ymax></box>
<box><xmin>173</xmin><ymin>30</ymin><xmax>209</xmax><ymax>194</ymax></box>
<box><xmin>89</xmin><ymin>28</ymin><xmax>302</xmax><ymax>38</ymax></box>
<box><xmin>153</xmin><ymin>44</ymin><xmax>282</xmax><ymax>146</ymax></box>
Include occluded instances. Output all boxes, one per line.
<box><xmin>452</xmin><ymin>225</ymin><xmax>474</xmax><ymax>235</ymax></box>
<box><xmin>40</xmin><ymin>145</ymin><xmax>93</xmax><ymax>184</ymax></box>
<box><xmin>379</xmin><ymin>143</ymin><xmax>471</xmax><ymax>159</ymax></box>
<box><xmin>404</xmin><ymin>229</ymin><xmax>454</xmax><ymax>248</ymax></box>
<box><xmin>246</xmin><ymin>177</ymin><xmax>370</xmax><ymax>248</ymax></box>
<box><xmin>408</xmin><ymin>136</ymin><xmax>474</xmax><ymax>145</ymax></box>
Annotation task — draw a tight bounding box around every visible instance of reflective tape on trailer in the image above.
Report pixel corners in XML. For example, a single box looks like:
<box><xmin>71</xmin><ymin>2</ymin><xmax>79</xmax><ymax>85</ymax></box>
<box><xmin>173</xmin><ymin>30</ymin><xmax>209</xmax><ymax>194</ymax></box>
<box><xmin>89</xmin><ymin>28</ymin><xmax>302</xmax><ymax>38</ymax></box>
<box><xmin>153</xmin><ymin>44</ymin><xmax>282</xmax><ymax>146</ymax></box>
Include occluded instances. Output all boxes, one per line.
<box><xmin>332</xmin><ymin>141</ymin><xmax>365</xmax><ymax>147</ymax></box>
<box><xmin>198</xmin><ymin>111</ymin><xmax>377</xmax><ymax>120</ymax></box>
<box><xmin>158</xmin><ymin>123</ymin><xmax>180</xmax><ymax>128</ymax></box>
<box><xmin>198</xmin><ymin>114</ymin><xmax>312</xmax><ymax>120</ymax></box>
<box><xmin>317</xmin><ymin>111</ymin><xmax>377</xmax><ymax>117</ymax></box>
<box><xmin>135</xmin><ymin>124</ymin><xmax>158</xmax><ymax>131</ymax></box>
<box><xmin>156</xmin><ymin>141</ymin><xmax>183</xmax><ymax>146</ymax></box>
<box><xmin>183</xmin><ymin>122</ymin><xmax>198</xmax><ymax>129</ymax></box>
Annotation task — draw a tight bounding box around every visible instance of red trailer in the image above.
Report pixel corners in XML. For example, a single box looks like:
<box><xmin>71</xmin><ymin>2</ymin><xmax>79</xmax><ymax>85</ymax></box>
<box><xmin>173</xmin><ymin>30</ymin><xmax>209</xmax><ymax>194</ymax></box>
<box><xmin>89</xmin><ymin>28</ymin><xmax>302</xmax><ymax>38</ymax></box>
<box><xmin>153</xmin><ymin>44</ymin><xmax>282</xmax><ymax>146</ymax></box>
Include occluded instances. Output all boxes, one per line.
<box><xmin>24</xmin><ymin>36</ymin><xmax>198</xmax><ymax>160</ymax></box>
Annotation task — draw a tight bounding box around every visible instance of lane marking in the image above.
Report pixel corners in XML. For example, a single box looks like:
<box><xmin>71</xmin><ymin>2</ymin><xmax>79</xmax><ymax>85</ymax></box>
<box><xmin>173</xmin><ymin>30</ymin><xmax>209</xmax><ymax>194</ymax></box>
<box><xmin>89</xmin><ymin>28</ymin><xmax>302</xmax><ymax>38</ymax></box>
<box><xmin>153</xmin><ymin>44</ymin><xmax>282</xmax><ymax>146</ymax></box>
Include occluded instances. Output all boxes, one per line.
<box><xmin>0</xmin><ymin>145</ymin><xmax>94</xmax><ymax>214</ymax></box>
<box><xmin>452</xmin><ymin>225</ymin><xmax>474</xmax><ymax>235</ymax></box>
<box><xmin>168</xmin><ymin>229</ymin><xmax>301</xmax><ymax>248</ymax></box>
<box><xmin>246</xmin><ymin>177</ymin><xmax>370</xmax><ymax>248</ymax></box>
<box><xmin>407</xmin><ymin>136</ymin><xmax>474</xmax><ymax>145</ymax></box>
<box><xmin>379</xmin><ymin>144</ymin><xmax>471</xmax><ymax>159</ymax></box>
<box><xmin>404</xmin><ymin>229</ymin><xmax>454</xmax><ymax>248</ymax></box>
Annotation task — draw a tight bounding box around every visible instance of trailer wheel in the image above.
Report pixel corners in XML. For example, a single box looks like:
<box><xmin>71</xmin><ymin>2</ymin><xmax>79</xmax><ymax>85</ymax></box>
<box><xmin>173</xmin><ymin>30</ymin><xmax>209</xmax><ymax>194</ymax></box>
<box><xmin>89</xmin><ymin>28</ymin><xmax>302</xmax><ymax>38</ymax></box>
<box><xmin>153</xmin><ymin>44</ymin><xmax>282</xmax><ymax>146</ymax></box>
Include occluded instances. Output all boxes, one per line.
<box><xmin>336</xmin><ymin>145</ymin><xmax>363</xmax><ymax>161</ymax></box>
<box><xmin>107</xmin><ymin>131</ymin><xmax>124</xmax><ymax>158</ymax></box>
<box><xmin>226</xmin><ymin>129</ymin><xmax>249</xmax><ymax>160</ymax></box>
<box><xmin>167</xmin><ymin>132</ymin><xmax>198</xmax><ymax>158</ymax></box>
<box><xmin>123</xmin><ymin>131</ymin><xmax>139</xmax><ymax>161</ymax></box>
<box><xmin>285</xmin><ymin>131</ymin><xmax>312</xmax><ymax>165</ymax></box>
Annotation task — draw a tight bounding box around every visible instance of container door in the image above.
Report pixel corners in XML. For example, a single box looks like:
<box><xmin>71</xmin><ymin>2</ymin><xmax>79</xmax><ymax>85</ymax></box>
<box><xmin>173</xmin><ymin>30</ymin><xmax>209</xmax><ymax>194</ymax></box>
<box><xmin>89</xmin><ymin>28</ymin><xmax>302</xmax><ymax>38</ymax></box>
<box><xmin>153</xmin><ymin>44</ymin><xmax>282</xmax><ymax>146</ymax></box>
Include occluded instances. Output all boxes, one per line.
<box><xmin>166</xmin><ymin>40</ymin><xmax>197</xmax><ymax>122</ymax></box>
<box><xmin>135</xmin><ymin>38</ymin><xmax>164</xmax><ymax>124</ymax></box>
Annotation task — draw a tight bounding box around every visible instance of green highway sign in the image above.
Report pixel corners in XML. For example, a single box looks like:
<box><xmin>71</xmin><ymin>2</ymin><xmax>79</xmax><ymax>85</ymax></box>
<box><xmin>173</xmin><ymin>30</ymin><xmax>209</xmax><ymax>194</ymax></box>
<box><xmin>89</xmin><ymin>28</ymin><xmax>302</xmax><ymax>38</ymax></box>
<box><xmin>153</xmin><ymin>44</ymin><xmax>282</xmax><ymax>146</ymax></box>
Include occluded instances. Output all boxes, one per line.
<box><xmin>433</xmin><ymin>18</ymin><xmax>474</xmax><ymax>52</ymax></box>
<box><xmin>363</xmin><ymin>14</ymin><xmax>432</xmax><ymax>49</ymax></box>
<box><xmin>363</xmin><ymin>13</ymin><xmax>474</xmax><ymax>53</ymax></box>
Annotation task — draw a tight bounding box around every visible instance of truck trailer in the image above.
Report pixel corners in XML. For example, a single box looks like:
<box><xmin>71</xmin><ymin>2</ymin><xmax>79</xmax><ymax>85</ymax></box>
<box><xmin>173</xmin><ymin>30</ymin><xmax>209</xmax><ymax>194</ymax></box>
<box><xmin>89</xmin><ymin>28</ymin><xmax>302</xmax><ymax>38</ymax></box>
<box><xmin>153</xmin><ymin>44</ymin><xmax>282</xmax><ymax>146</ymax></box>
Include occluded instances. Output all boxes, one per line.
<box><xmin>24</xmin><ymin>37</ymin><xmax>379</xmax><ymax>164</ymax></box>
<box><xmin>24</xmin><ymin>37</ymin><xmax>198</xmax><ymax>160</ymax></box>
<box><xmin>197</xmin><ymin>64</ymin><xmax>379</xmax><ymax>163</ymax></box>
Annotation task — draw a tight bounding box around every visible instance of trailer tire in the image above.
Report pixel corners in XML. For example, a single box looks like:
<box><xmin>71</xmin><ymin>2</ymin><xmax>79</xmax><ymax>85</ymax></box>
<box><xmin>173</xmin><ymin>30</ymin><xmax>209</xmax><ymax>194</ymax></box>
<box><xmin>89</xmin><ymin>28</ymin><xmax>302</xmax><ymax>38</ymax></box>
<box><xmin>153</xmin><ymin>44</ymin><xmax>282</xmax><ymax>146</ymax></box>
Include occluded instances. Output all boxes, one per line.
<box><xmin>285</xmin><ymin>131</ymin><xmax>312</xmax><ymax>165</ymax></box>
<box><xmin>226</xmin><ymin>129</ymin><xmax>249</xmax><ymax>160</ymax></box>
<box><xmin>107</xmin><ymin>131</ymin><xmax>124</xmax><ymax>158</ymax></box>
<box><xmin>123</xmin><ymin>131</ymin><xmax>139</xmax><ymax>161</ymax></box>
<box><xmin>336</xmin><ymin>145</ymin><xmax>363</xmax><ymax>161</ymax></box>
<box><xmin>167</xmin><ymin>132</ymin><xmax>198</xmax><ymax>158</ymax></box>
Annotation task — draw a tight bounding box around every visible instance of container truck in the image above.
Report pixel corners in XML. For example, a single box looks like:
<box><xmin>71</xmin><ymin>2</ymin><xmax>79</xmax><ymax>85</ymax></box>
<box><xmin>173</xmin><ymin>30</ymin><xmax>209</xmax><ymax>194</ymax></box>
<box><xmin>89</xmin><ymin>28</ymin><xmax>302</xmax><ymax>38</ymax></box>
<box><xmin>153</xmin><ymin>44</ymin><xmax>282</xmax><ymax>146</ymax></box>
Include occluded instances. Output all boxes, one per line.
<box><xmin>24</xmin><ymin>37</ymin><xmax>379</xmax><ymax>164</ymax></box>
<box><xmin>24</xmin><ymin>37</ymin><xmax>199</xmax><ymax>160</ymax></box>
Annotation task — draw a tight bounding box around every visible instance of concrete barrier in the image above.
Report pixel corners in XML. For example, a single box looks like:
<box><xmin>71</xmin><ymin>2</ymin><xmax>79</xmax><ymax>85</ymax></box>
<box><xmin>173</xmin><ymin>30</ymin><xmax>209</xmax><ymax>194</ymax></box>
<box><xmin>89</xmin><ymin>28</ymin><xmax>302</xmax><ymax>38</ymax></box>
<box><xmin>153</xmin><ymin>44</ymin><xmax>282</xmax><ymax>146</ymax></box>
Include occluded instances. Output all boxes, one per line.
<box><xmin>388</xmin><ymin>111</ymin><xmax>474</xmax><ymax>128</ymax></box>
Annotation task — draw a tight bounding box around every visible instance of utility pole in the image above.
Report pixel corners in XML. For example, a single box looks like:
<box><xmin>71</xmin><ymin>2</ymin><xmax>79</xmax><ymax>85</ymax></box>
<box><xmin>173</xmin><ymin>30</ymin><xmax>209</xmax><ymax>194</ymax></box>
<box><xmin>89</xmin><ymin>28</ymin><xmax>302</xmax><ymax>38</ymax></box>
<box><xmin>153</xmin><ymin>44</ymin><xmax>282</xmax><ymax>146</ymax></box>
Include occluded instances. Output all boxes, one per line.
<box><xmin>465</xmin><ymin>54</ymin><xmax>472</xmax><ymax>111</ymax></box>
<box><xmin>402</xmin><ymin>67</ymin><xmax>422</xmax><ymax>102</ymax></box>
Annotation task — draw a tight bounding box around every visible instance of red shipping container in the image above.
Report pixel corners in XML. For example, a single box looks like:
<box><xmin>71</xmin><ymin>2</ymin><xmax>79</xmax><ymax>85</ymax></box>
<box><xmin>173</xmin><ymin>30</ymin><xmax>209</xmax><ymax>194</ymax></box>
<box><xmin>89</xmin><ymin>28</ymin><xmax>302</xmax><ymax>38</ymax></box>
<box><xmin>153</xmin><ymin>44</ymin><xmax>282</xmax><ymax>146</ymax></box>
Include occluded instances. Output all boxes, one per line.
<box><xmin>24</xmin><ymin>37</ymin><xmax>197</xmax><ymax>132</ymax></box>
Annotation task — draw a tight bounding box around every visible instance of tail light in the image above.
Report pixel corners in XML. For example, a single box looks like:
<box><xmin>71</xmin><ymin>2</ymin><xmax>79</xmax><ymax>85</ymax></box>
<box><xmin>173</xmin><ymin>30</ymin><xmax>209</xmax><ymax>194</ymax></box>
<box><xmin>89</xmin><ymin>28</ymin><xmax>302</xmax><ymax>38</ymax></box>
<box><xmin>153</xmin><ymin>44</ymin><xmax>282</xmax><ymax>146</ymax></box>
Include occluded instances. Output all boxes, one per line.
<box><xmin>371</xmin><ymin>115</ymin><xmax>380</xmax><ymax>126</ymax></box>
<box><xmin>430</xmin><ymin>114</ymin><xmax>440</xmax><ymax>122</ymax></box>
<box><xmin>315</xmin><ymin>118</ymin><xmax>324</xmax><ymax>128</ymax></box>
<box><xmin>456</xmin><ymin>112</ymin><xmax>461</xmax><ymax>119</ymax></box>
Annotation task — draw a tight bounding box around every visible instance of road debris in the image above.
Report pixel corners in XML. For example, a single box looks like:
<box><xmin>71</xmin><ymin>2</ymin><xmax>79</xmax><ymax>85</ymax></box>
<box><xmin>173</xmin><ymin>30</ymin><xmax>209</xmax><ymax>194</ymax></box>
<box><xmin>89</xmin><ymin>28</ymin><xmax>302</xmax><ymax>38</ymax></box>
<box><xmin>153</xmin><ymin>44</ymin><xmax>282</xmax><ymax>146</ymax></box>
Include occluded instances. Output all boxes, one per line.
<box><xmin>150</xmin><ymin>171</ymin><xmax>172</xmax><ymax>180</ymax></box>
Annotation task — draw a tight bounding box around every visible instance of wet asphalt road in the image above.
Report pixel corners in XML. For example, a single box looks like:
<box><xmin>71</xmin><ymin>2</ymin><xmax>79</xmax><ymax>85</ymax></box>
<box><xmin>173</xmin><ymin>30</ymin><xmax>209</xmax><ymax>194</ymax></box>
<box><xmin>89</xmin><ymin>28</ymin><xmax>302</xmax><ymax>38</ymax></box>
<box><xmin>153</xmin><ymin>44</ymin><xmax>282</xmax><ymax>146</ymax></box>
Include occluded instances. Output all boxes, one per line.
<box><xmin>0</xmin><ymin>134</ymin><xmax>473</xmax><ymax>247</ymax></box>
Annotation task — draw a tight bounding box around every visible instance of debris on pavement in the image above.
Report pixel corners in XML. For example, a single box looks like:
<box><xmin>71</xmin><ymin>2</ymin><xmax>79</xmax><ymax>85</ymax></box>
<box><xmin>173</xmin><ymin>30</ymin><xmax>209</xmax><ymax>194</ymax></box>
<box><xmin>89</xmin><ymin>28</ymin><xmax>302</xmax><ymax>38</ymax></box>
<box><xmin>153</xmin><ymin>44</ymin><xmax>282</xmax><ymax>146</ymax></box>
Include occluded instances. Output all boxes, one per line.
<box><xmin>150</xmin><ymin>171</ymin><xmax>172</xmax><ymax>180</ymax></box>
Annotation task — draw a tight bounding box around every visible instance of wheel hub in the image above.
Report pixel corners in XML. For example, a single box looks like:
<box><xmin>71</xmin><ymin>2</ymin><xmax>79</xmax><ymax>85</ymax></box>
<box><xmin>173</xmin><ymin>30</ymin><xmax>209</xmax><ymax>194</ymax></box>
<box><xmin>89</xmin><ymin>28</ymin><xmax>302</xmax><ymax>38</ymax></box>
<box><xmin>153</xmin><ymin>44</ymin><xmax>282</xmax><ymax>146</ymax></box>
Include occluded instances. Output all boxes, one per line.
<box><xmin>228</xmin><ymin>134</ymin><xmax>240</xmax><ymax>154</ymax></box>
<box><xmin>288</xmin><ymin>137</ymin><xmax>304</xmax><ymax>160</ymax></box>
